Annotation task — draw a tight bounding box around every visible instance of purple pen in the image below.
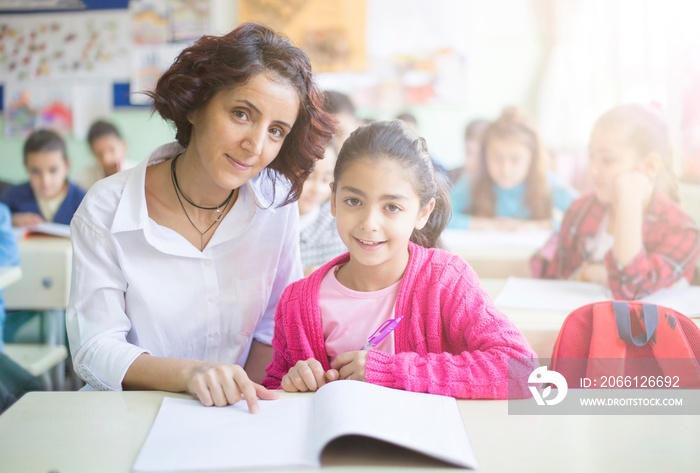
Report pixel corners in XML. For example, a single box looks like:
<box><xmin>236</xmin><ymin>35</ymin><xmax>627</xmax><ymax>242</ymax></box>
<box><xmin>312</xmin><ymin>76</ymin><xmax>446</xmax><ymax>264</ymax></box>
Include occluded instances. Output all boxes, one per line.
<box><xmin>362</xmin><ymin>315</ymin><xmax>404</xmax><ymax>350</ymax></box>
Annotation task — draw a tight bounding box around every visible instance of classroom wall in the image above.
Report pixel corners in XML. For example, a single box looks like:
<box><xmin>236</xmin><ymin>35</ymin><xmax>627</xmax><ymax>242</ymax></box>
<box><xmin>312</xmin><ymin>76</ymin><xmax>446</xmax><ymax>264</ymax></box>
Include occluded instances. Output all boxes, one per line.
<box><xmin>0</xmin><ymin>0</ymin><xmax>545</xmax><ymax>182</ymax></box>
<box><xmin>0</xmin><ymin>110</ymin><xmax>175</xmax><ymax>184</ymax></box>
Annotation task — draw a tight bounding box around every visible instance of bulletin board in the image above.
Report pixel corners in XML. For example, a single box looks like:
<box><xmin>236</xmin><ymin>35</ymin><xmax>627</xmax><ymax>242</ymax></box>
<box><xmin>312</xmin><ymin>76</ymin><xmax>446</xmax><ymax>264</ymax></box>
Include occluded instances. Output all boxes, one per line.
<box><xmin>0</xmin><ymin>0</ymin><xmax>211</xmax><ymax>138</ymax></box>
<box><xmin>238</xmin><ymin>0</ymin><xmax>366</xmax><ymax>73</ymax></box>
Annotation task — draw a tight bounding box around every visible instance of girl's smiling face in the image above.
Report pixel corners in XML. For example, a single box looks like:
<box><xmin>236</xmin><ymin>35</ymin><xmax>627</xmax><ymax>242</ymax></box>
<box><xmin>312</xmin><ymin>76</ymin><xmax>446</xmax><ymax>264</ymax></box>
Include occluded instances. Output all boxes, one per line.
<box><xmin>331</xmin><ymin>156</ymin><xmax>434</xmax><ymax>278</ymax></box>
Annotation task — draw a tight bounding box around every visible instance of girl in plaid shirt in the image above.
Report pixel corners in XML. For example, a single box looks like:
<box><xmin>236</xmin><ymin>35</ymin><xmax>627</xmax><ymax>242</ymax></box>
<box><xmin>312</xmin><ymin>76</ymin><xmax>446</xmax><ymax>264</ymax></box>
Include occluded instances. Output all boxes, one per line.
<box><xmin>532</xmin><ymin>104</ymin><xmax>700</xmax><ymax>300</ymax></box>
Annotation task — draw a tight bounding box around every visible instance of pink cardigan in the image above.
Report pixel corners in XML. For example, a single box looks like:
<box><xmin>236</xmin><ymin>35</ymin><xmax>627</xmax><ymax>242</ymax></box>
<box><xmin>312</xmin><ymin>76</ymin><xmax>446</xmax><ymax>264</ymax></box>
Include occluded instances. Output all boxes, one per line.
<box><xmin>263</xmin><ymin>242</ymin><xmax>537</xmax><ymax>399</ymax></box>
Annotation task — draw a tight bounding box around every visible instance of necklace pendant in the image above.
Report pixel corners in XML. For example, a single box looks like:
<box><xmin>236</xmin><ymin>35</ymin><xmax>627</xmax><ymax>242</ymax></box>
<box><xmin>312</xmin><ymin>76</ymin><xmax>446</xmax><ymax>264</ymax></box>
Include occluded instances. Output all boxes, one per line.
<box><xmin>213</xmin><ymin>207</ymin><xmax>223</xmax><ymax>222</ymax></box>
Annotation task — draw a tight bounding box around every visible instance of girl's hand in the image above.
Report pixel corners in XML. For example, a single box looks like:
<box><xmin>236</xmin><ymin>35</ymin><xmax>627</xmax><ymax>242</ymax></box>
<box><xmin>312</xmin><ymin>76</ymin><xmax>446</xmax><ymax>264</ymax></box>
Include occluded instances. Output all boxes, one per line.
<box><xmin>331</xmin><ymin>350</ymin><xmax>368</xmax><ymax>382</ymax></box>
<box><xmin>576</xmin><ymin>262</ymin><xmax>608</xmax><ymax>285</ymax></box>
<box><xmin>186</xmin><ymin>362</ymin><xmax>276</xmax><ymax>413</ymax></box>
<box><xmin>613</xmin><ymin>171</ymin><xmax>654</xmax><ymax>209</ymax></box>
<box><xmin>281</xmin><ymin>358</ymin><xmax>339</xmax><ymax>392</ymax></box>
<box><xmin>12</xmin><ymin>212</ymin><xmax>44</xmax><ymax>227</ymax></box>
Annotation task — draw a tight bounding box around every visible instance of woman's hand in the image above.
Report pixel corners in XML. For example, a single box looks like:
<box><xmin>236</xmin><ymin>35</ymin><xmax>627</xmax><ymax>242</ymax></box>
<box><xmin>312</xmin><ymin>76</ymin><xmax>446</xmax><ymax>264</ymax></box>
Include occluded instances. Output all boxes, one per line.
<box><xmin>186</xmin><ymin>362</ymin><xmax>277</xmax><ymax>413</ymax></box>
<box><xmin>12</xmin><ymin>212</ymin><xmax>44</xmax><ymax>227</ymax></box>
<box><xmin>331</xmin><ymin>350</ymin><xmax>368</xmax><ymax>382</ymax></box>
<box><xmin>281</xmin><ymin>358</ymin><xmax>339</xmax><ymax>392</ymax></box>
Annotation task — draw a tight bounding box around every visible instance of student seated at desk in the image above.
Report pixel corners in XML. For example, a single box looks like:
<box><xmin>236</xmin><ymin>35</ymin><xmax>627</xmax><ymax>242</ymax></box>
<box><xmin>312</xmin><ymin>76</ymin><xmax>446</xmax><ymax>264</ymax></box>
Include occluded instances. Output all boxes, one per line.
<box><xmin>264</xmin><ymin>121</ymin><xmax>536</xmax><ymax>399</ymax></box>
<box><xmin>448</xmin><ymin>107</ymin><xmax>577</xmax><ymax>231</ymax></box>
<box><xmin>323</xmin><ymin>90</ymin><xmax>363</xmax><ymax>151</ymax></box>
<box><xmin>0</xmin><ymin>129</ymin><xmax>86</xmax><ymax>227</ymax></box>
<box><xmin>76</xmin><ymin>119</ymin><xmax>137</xmax><ymax>189</ymax></box>
<box><xmin>298</xmin><ymin>144</ymin><xmax>347</xmax><ymax>275</ymax></box>
<box><xmin>449</xmin><ymin>118</ymin><xmax>490</xmax><ymax>183</ymax></box>
<box><xmin>532</xmin><ymin>104</ymin><xmax>700</xmax><ymax>300</ymax></box>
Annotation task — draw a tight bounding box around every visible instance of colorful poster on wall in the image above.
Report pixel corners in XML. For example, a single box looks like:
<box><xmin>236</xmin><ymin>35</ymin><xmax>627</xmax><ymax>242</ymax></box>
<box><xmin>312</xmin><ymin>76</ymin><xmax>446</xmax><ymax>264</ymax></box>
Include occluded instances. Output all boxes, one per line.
<box><xmin>3</xmin><ymin>79</ymin><xmax>111</xmax><ymax>138</ymax></box>
<box><xmin>0</xmin><ymin>10</ymin><xmax>130</xmax><ymax>82</ymax></box>
<box><xmin>130</xmin><ymin>44</ymin><xmax>185</xmax><ymax>105</ymax></box>
<box><xmin>238</xmin><ymin>0</ymin><xmax>366</xmax><ymax>73</ymax></box>
<box><xmin>131</xmin><ymin>0</ymin><xmax>209</xmax><ymax>45</ymax></box>
<box><xmin>170</xmin><ymin>0</ymin><xmax>209</xmax><ymax>42</ymax></box>
<box><xmin>4</xmin><ymin>81</ymin><xmax>73</xmax><ymax>137</ymax></box>
<box><xmin>131</xmin><ymin>0</ymin><xmax>170</xmax><ymax>45</ymax></box>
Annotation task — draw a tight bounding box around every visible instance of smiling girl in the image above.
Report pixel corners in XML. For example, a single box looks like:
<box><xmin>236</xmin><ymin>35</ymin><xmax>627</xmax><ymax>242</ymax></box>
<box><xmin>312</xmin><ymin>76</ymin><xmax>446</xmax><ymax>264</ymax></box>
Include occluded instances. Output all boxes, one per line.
<box><xmin>263</xmin><ymin>120</ymin><xmax>536</xmax><ymax>399</ymax></box>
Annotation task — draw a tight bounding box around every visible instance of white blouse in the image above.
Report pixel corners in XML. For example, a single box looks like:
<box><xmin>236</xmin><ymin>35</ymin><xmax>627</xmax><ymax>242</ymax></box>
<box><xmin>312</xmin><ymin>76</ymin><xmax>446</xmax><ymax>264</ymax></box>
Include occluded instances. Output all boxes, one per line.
<box><xmin>66</xmin><ymin>142</ymin><xmax>303</xmax><ymax>391</ymax></box>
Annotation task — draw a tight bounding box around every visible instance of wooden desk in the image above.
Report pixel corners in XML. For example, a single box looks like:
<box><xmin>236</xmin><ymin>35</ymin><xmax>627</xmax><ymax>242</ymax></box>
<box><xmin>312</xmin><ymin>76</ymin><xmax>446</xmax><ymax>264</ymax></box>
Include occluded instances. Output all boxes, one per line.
<box><xmin>481</xmin><ymin>278</ymin><xmax>566</xmax><ymax>359</ymax></box>
<box><xmin>4</xmin><ymin>236</ymin><xmax>72</xmax><ymax>311</ymax></box>
<box><xmin>0</xmin><ymin>265</ymin><xmax>22</xmax><ymax>289</ymax></box>
<box><xmin>3</xmin><ymin>236</ymin><xmax>72</xmax><ymax>390</ymax></box>
<box><xmin>1</xmin><ymin>390</ymin><xmax>698</xmax><ymax>472</ymax></box>
<box><xmin>443</xmin><ymin>229</ymin><xmax>550</xmax><ymax>278</ymax></box>
<box><xmin>481</xmin><ymin>278</ymin><xmax>700</xmax><ymax>360</ymax></box>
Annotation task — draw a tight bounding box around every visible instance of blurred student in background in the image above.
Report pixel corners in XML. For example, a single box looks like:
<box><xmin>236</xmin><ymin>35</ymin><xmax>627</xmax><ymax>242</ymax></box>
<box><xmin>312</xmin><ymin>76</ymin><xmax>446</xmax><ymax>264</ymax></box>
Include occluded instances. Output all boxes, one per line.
<box><xmin>0</xmin><ymin>129</ymin><xmax>86</xmax><ymax>227</ymax></box>
<box><xmin>448</xmin><ymin>107</ymin><xmax>577</xmax><ymax>231</ymax></box>
<box><xmin>396</xmin><ymin>111</ymin><xmax>450</xmax><ymax>179</ymax></box>
<box><xmin>532</xmin><ymin>104</ymin><xmax>700</xmax><ymax>300</ymax></box>
<box><xmin>298</xmin><ymin>144</ymin><xmax>347</xmax><ymax>275</ymax></box>
<box><xmin>324</xmin><ymin>91</ymin><xmax>363</xmax><ymax>150</ymax></box>
<box><xmin>77</xmin><ymin>119</ymin><xmax>136</xmax><ymax>189</ymax></box>
<box><xmin>450</xmin><ymin>118</ymin><xmax>490</xmax><ymax>182</ymax></box>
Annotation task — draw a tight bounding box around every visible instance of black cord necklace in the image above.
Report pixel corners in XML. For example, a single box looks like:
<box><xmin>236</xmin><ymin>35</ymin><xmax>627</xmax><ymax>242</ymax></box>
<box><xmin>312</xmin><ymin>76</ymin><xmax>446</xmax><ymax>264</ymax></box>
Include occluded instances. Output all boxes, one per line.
<box><xmin>171</xmin><ymin>155</ymin><xmax>235</xmax><ymax>212</ymax></box>
<box><xmin>170</xmin><ymin>154</ymin><xmax>235</xmax><ymax>250</ymax></box>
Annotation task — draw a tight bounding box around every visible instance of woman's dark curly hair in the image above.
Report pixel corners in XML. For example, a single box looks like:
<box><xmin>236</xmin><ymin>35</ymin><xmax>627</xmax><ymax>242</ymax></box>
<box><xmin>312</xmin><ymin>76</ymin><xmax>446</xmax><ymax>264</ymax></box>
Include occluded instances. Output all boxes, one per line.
<box><xmin>146</xmin><ymin>23</ymin><xmax>336</xmax><ymax>205</ymax></box>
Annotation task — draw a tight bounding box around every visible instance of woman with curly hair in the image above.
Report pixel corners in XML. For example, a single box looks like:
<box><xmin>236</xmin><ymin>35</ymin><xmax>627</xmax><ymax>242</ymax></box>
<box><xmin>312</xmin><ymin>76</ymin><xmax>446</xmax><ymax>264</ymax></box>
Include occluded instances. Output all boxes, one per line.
<box><xmin>66</xmin><ymin>23</ymin><xmax>335</xmax><ymax>412</ymax></box>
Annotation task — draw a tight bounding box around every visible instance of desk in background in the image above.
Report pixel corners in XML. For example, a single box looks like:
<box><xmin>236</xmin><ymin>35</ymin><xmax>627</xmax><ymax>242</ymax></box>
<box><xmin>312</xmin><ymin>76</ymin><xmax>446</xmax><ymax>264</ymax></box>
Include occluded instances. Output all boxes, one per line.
<box><xmin>4</xmin><ymin>236</ymin><xmax>73</xmax><ymax>313</ymax></box>
<box><xmin>443</xmin><ymin>229</ymin><xmax>550</xmax><ymax>278</ymax></box>
<box><xmin>0</xmin><ymin>265</ymin><xmax>22</xmax><ymax>289</ymax></box>
<box><xmin>1</xmin><ymin>390</ymin><xmax>698</xmax><ymax>472</ymax></box>
<box><xmin>3</xmin><ymin>236</ymin><xmax>73</xmax><ymax>390</ymax></box>
<box><xmin>481</xmin><ymin>278</ymin><xmax>700</xmax><ymax>360</ymax></box>
<box><xmin>481</xmin><ymin>278</ymin><xmax>565</xmax><ymax>359</ymax></box>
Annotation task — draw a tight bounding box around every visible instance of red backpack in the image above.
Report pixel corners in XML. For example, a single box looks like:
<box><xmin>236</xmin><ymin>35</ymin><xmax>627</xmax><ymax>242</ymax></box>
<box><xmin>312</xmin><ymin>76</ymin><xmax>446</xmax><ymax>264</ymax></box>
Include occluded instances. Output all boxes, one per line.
<box><xmin>550</xmin><ymin>301</ymin><xmax>700</xmax><ymax>388</ymax></box>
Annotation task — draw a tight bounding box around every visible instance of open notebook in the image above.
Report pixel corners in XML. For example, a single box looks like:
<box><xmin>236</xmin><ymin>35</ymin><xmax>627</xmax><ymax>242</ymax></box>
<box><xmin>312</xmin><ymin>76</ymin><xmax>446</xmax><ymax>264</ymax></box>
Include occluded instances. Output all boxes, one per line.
<box><xmin>132</xmin><ymin>380</ymin><xmax>477</xmax><ymax>472</ymax></box>
<box><xmin>13</xmin><ymin>222</ymin><xmax>71</xmax><ymax>239</ymax></box>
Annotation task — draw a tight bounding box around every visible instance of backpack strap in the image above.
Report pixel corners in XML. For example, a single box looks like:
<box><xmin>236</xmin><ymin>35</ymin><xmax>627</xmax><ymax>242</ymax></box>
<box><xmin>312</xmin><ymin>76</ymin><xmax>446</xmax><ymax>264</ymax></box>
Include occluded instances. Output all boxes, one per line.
<box><xmin>612</xmin><ymin>301</ymin><xmax>658</xmax><ymax>346</ymax></box>
<box><xmin>591</xmin><ymin>302</ymin><xmax>700</xmax><ymax>388</ymax></box>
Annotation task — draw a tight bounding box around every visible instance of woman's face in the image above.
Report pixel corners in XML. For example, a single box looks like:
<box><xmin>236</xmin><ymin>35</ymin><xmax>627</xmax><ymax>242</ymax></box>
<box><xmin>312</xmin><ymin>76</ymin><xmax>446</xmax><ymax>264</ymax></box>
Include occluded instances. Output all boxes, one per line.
<box><xmin>187</xmin><ymin>73</ymin><xmax>300</xmax><ymax>193</ymax></box>
<box><xmin>485</xmin><ymin>137</ymin><xmax>533</xmax><ymax>189</ymax></box>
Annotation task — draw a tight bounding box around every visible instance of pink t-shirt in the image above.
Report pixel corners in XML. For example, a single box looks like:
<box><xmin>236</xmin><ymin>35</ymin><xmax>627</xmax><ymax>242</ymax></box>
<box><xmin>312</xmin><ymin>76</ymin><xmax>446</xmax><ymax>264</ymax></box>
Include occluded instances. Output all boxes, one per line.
<box><xmin>320</xmin><ymin>265</ymin><xmax>401</xmax><ymax>363</ymax></box>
